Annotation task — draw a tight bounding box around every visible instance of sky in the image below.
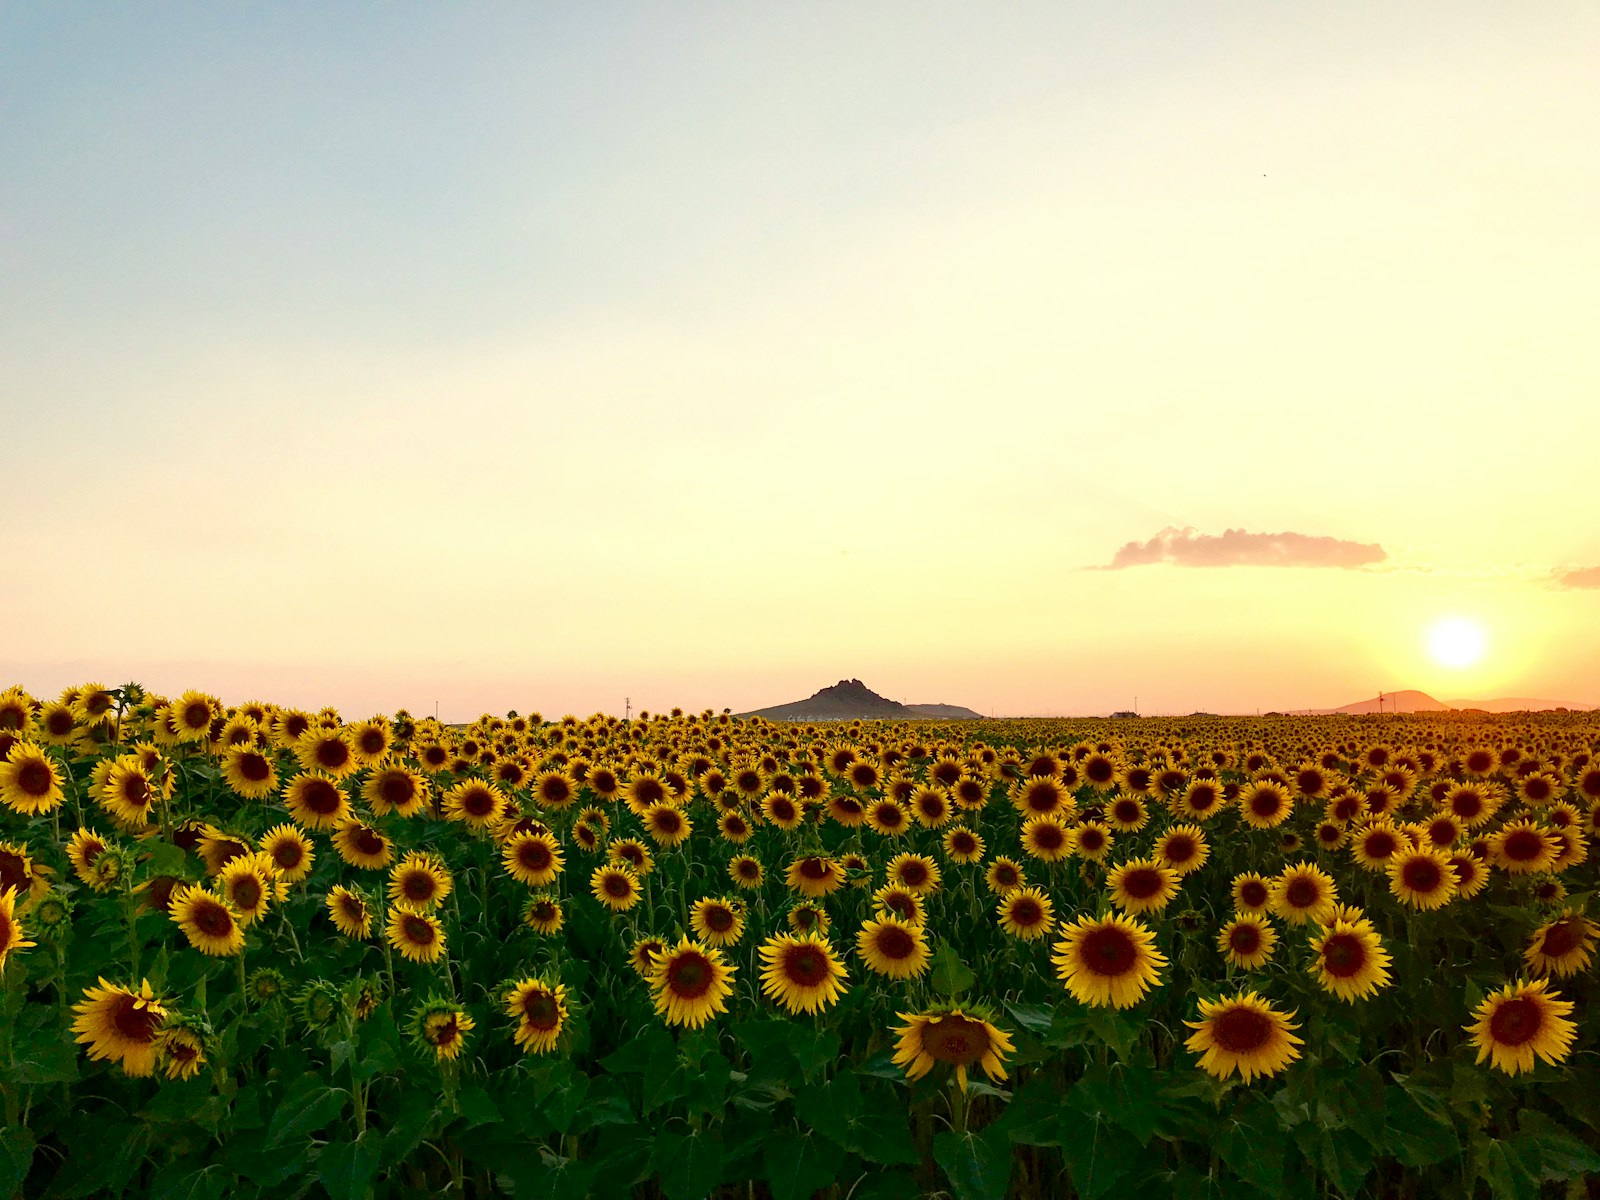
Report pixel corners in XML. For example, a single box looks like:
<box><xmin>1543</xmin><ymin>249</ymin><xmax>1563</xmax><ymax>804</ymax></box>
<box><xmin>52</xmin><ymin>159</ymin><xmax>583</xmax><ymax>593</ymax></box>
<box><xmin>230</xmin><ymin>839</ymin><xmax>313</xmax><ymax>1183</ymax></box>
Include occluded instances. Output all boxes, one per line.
<box><xmin>4</xmin><ymin>3</ymin><xmax>1599</xmax><ymax>719</ymax></box>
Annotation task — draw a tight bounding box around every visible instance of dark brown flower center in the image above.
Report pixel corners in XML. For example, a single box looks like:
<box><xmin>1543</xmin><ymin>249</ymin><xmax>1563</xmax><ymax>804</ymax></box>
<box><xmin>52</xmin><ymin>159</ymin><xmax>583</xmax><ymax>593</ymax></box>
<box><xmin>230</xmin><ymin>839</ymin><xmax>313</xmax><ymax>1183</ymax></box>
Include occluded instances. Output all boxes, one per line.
<box><xmin>1211</xmin><ymin>1006</ymin><xmax>1272</xmax><ymax>1053</ymax></box>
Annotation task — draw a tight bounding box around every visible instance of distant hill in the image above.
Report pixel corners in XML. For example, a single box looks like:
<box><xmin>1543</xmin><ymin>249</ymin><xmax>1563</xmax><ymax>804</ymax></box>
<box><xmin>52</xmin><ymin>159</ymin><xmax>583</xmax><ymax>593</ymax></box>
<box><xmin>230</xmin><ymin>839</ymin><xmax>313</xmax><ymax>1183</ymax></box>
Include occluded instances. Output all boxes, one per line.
<box><xmin>740</xmin><ymin>679</ymin><xmax>983</xmax><ymax>721</ymax></box>
<box><xmin>1327</xmin><ymin>690</ymin><xmax>1452</xmax><ymax>715</ymax></box>
<box><xmin>1446</xmin><ymin>697</ymin><xmax>1594</xmax><ymax>713</ymax></box>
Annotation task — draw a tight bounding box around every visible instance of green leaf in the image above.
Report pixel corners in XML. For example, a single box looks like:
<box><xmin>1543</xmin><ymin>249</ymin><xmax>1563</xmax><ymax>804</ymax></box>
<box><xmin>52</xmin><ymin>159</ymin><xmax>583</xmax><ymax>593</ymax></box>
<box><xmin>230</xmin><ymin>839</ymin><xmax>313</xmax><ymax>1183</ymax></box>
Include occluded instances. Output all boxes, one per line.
<box><xmin>643</xmin><ymin>1036</ymin><xmax>686</xmax><ymax>1115</ymax></box>
<box><xmin>1512</xmin><ymin>1110</ymin><xmax>1600</xmax><ymax>1181</ymax></box>
<box><xmin>1069</xmin><ymin>1063</ymin><xmax>1166</xmax><ymax>1145</ymax></box>
<box><xmin>1383</xmin><ymin>1084</ymin><xmax>1461</xmax><ymax>1168</ymax></box>
<box><xmin>456</xmin><ymin>1085</ymin><xmax>502</xmax><ymax>1129</ymax></box>
<box><xmin>1215</xmin><ymin>1096</ymin><xmax>1286</xmax><ymax>1196</ymax></box>
<box><xmin>764</xmin><ymin>1132</ymin><xmax>844</xmax><ymax>1200</ymax></box>
<box><xmin>930</xmin><ymin>944</ymin><xmax>976</xmax><ymax>996</ymax></box>
<box><xmin>796</xmin><ymin>1073</ymin><xmax>917</xmax><ymax>1166</ymax></box>
<box><xmin>788</xmin><ymin>1024</ymin><xmax>841</xmax><ymax>1077</ymax></box>
<box><xmin>0</xmin><ymin>1128</ymin><xmax>35</xmax><ymax>1197</ymax></box>
<box><xmin>1003</xmin><ymin>1002</ymin><xmax>1055</xmax><ymax>1034</ymax></box>
<box><xmin>1473</xmin><ymin>1136</ymin><xmax>1541</xmax><ymax>1200</ymax></box>
<box><xmin>1059</xmin><ymin>1114</ymin><xmax>1139</xmax><ymax>1199</ymax></box>
<box><xmin>266</xmin><ymin>1081</ymin><xmax>349</xmax><ymax>1148</ymax></box>
<box><xmin>1315</xmin><ymin>1127</ymin><xmax>1372</xmax><ymax>1200</ymax></box>
<box><xmin>934</xmin><ymin>1128</ymin><xmax>1013</xmax><ymax>1200</ymax></box>
<box><xmin>145</xmin><ymin>840</ymin><xmax>190</xmax><ymax>876</ymax></box>
<box><xmin>652</xmin><ymin>1129</ymin><xmax>725</xmax><ymax>1200</ymax></box>
<box><xmin>319</xmin><ymin>1133</ymin><xmax>382</xmax><ymax>1200</ymax></box>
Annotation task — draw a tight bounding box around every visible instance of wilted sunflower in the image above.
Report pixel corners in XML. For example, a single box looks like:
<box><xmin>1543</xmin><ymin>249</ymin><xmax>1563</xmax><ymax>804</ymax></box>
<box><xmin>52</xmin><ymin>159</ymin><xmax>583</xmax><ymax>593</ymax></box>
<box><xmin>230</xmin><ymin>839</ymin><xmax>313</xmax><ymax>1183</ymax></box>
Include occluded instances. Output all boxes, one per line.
<box><xmin>886</xmin><ymin>852</ymin><xmax>941</xmax><ymax>896</ymax></box>
<box><xmin>0</xmin><ymin>741</ymin><xmax>65</xmax><ymax>817</ymax></box>
<box><xmin>785</xmin><ymin>855</ymin><xmax>845</xmax><ymax>898</ymax></box>
<box><xmin>411</xmin><ymin>997</ymin><xmax>473</xmax><ymax>1061</ymax></box>
<box><xmin>1052</xmin><ymin>913</ymin><xmax>1168</xmax><ymax>1009</ymax></box>
<box><xmin>942</xmin><ymin>825</ymin><xmax>985</xmax><ymax>864</ymax></box>
<box><xmin>1184</xmin><ymin>991</ymin><xmax>1303</xmax><ymax>1082</ymax></box>
<box><xmin>1308</xmin><ymin>917</ymin><xmax>1392</xmax><ymax>1002</ymax></box>
<box><xmin>1217</xmin><ymin>913</ymin><xmax>1276</xmax><ymax>970</ymax></box>
<box><xmin>362</xmin><ymin>763</ymin><xmax>430</xmax><ymax>818</ymax></box>
<box><xmin>590</xmin><ymin>864</ymin><xmax>641</xmax><ymax>912</ymax></box>
<box><xmin>507</xmin><ymin>978</ymin><xmax>568</xmax><ymax>1054</ymax></box>
<box><xmin>72</xmin><ymin>978</ymin><xmax>168</xmax><ymax>1077</ymax></box>
<box><xmin>1491</xmin><ymin>819</ymin><xmax>1561</xmax><ymax>874</ymax></box>
<box><xmin>1269</xmin><ymin>863</ymin><xmax>1339</xmax><ymax>925</ymax></box>
<box><xmin>892</xmin><ymin>1004</ymin><xmax>1015</xmax><ymax>1092</ymax></box>
<box><xmin>169</xmin><ymin>886</ymin><xmax>245</xmax><ymax>957</ymax></box>
<box><xmin>856</xmin><ymin>914</ymin><xmax>931</xmax><ymax>980</ymax></box>
<box><xmin>0</xmin><ymin>887</ymin><xmax>36</xmax><ymax>969</ymax></box>
<box><xmin>1107</xmin><ymin>857</ymin><xmax>1182</xmax><ymax>916</ymax></box>
<box><xmin>259</xmin><ymin>824</ymin><xmax>315</xmax><ymax>884</ymax></box>
<box><xmin>758</xmin><ymin>931</ymin><xmax>849</xmax><ymax>1015</ymax></box>
<box><xmin>1386</xmin><ymin>846</ymin><xmax>1458</xmax><ymax>910</ymax></box>
<box><xmin>502</xmin><ymin>831</ymin><xmax>564</xmax><ymax>887</ymax></box>
<box><xmin>284</xmin><ymin>773</ymin><xmax>352</xmax><ymax>832</ymax></box>
<box><xmin>387</xmin><ymin>907</ymin><xmax>447</xmax><ymax>964</ymax></box>
<box><xmin>997</xmin><ymin>887</ymin><xmax>1055</xmax><ymax>941</ymax></box>
<box><xmin>157</xmin><ymin>1018</ymin><xmax>210</xmax><ymax>1082</ymax></box>
<box><xmin>690</xmin><ymin>897</ymin><xmax>746</xmax><ymax>947</ymax></box>
<box><xmin>524</xmin><ymin>895</ymin><xmax>563</xmax><ymax>935</ymax></box>
<box><xmin>728</xmin><ymin>854</ymin><xmax>765</xmax><ymax>889</ymax></box>
<box><xmin>1523</xmin><ymin>910</ymin><xmax>1599</xmax><ymax>978</ymax></box>
<box><xmin>649</xmin><ymin>936</ymin><xmax>736</xmax><ymax>1029</ymax></box>
<box><xmin>389</xmin><ymin>851</ymin><xmax>453</xmax><ymax>912</ymax></box>
<box><xmin>1464</xmin><ymin>977</ymin><xmax>1577</xmax><ymax>1075</ymax></box>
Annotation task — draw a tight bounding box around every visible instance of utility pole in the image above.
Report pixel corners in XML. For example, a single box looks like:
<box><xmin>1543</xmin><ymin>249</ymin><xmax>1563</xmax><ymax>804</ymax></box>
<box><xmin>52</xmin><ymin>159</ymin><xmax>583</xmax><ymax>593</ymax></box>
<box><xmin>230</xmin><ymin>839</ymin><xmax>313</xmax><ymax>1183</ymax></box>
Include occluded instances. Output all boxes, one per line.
<box><xmin>624</xmin><ymin>697</ymin><xmax>631</xmax><ymax>721</ymax></box>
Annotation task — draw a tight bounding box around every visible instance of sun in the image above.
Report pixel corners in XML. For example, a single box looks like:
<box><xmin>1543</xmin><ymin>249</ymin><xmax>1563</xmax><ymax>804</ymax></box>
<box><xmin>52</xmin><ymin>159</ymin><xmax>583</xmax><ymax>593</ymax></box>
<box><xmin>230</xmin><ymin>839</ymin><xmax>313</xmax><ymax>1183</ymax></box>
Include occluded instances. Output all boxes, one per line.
<box><xmin>1427</xmin><ymin>618</ymin><xmax>1485</xmax><ymax>669</ymax></box>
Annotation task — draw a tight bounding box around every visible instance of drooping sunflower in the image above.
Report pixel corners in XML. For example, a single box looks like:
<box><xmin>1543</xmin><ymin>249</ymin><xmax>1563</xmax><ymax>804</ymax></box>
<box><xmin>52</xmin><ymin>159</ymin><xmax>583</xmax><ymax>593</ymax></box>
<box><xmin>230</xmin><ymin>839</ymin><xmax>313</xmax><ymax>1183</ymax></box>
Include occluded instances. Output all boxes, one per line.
<box><xmin>997</xmin><ymin>887</ymin><xmax>1055</xmax><ymax>941</ymax></box>
<box><xmin>886</xmin><ymin>852</ymin><xmax>941</xmax><ymax>896</ymax></box>
<box><xmin>1464</xmin><ymin>977</ymin><xmax>1577</xmax><ymax>1075</ymax></box>
<box><xmin>524</xmin><ymin>895</ymin><xmax>563</xmax><ymax>935</ymax></box>
<box><xmin>363</xmin><ymin>762</ymin><xmax>430</xmax><ymax>818</ymax></box>
<box><xmin>327</xmin><ymin>887</ymin><xmax>373</xmax><ymax>941</ymax></box>
<box><xmin>283</xmin><ymin>773</ymin><xmax>351</xmax><ymax>832</ymax></box>
<box><xmin>892</xmin><ymin>1005</ymin><xmax>1015</xmax><ymax>1092</ymax></box>
<box><xmin>1523</xmin><ymin>910</ymin><xmax>1599</xmax><ymax>978</ymax></box>
<box><xmin>785</xmin><ymin>855</ymin><xmax>845</xmax><ymax>899</ymax></box>
<box><xmin>649</xmin><ymin>936</ymin><xmax>736</xmax><ymax>1029</ymax></box>
<box><xmin>411</xmin><ymin>997</ymin><xmax>474</xmax><ymax>1061</ymax></box>
<box><xmin>0</xmin><ymin>887</ymin><xmax>37</xmax><ymax>969</ymax></box>
<box><xmin>387</xmin><ymin>907</ymin><xmax>447</xmax><ymax>964</ymax></box>
<box><xmin>1217</xmin><ymin>912</ymin><xmax>1276</xmax><ymax>969</ymax></box>
<box><xmin>169</xmin><ymin>886</ymin><xmax>246</xmax><ymax>956</ymax></box>
<box><xmin>506</xmin><ymin>978</ymin><xmax>568</xmax><ymax>1054</ymax></box>
<box><xmin>65</xmin><ymin>828</ymin><xmax>111</xmax><ymax>890</ymax></box>
<box><xmin>942</xmin><ymin>825</ymin><xmax>985</xmax><ymax>864</ymax></box>
<box><xmin>1154</xmin><ymin>824</ymin><xmax>1209</xmax><ymax>876</ymax></box>
<box><xmin>0</xmin><ymin>741</ymin><xmax>65</xmax><ymax>817</ymax></box>
<box><xmin>1308</xmin><ymin>917</ymin><xmax>1392</xmax><ymax>1001</ymax></box>
<box><xmin>1269</xmin><ymin>863</ymin><xmax>1338</xmax><ymax>925</ymax></box>
<box><xmin>590</xmin><ymin>864</ymin><xmax>642</xmax><ymax>913</ymax></box>
<box><xmin>856</xmin><ymin>914</ymin><xmax>931</xmax><ymax>980</ymax></box>
<box><xmin>502</xmin><ymin>831</ymin><xmax>564</xmax><ymax>887</ymax></box>
<box><xmin>1052</xmin><ymin>913</ymin><xmax>1168</xmax><ymax>1009</ymax></box>
<box><xmin>389</xmin><ymin>851</ymin><xmax>454</xmax><ymax>912</ymax></box>
<box><xmin>1184</xmin><ymin>991</ymin><xmax>1303</xmax><ymax>1082</ymax></box>
<box><xmin>758</xmin><ymin>931</ymin><xmax>850</xmax><ymax>1015</ymax></box>
<box><xmin>984</xmin><ymin>857</ymin><xmax>1026</xmax><ymax>895</ymax></box>
<box><xmin>1386</xmin><ymin>846</ymin><xmax>1458</xmax><ymax>910</ymax></box>
<box><xmin>728</xmin><ymin>854</ymin><xmax>765</xmax><ymax>889</ymax></box>
<box><xmin>690</xmin><ymin>897</ymin><xmax>746</xmax><ymax>947</ymax></box>
<box><xmin>72</xmin><ymin>978</ymin><xmax>169</xmax><ymax>1077</ymax></box>
<box><xmin>1107</xmin><ymin>857</ymin><xmax>1182</xmax><ymax>916</ymax></box>
<box><xmin>331</xmin><ymin>820</ymin><xmax>394</xmax><ymax>872</ymax></box>
<box><xmin>258</xmin><ymin>825</ymin><xmax>314</xmax><ymax>884</ymax></box>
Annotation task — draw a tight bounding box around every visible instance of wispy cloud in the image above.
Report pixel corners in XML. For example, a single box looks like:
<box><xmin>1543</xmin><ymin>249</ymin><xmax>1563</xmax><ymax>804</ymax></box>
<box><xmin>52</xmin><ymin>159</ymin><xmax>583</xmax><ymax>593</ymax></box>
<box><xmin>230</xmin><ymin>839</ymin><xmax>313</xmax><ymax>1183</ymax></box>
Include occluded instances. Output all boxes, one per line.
<box><xmin>1102</xmin><ymin>526</ymin><xmax>1388</xmax><ymax>570</ymax></box>
<box><xmin>1556</xmin><ymin>565</ymin><xmax>1600</xmax><ymax>589</ymax></box>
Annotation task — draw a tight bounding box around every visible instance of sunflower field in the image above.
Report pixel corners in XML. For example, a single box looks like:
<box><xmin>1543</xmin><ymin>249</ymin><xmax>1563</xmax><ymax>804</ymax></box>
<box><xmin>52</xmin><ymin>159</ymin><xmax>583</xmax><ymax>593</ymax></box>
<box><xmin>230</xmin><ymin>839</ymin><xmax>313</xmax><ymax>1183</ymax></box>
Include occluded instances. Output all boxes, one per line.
<box><xmin>1</xmin><ymin>683</ymin><xmax>1598</xmax><ymax>1200</ymax></box>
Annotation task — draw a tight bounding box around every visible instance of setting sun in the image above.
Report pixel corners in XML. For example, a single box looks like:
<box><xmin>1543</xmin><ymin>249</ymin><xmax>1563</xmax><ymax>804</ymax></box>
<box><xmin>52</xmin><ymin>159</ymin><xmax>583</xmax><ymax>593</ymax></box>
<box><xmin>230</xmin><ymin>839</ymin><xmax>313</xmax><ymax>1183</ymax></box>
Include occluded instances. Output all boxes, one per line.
<box><xmin>1428</xmin><ymin>618</ymin><xmax>1486</xmax><ymax>669</ymax></box>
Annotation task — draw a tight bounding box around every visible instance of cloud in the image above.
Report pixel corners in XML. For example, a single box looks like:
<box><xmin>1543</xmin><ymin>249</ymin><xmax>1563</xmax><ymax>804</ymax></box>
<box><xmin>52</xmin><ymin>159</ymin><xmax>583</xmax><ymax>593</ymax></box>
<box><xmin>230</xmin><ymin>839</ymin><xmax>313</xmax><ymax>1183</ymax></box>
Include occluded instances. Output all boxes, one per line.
<box><xmin>1103</xmin><ymin>526</ymin><xmax>1388</xmax><ymax>570</ymax></box>
<box><xmin>1556</xmin><ymin>566</ymin><xmax>1600</xmax><ymax>589</ymax></box>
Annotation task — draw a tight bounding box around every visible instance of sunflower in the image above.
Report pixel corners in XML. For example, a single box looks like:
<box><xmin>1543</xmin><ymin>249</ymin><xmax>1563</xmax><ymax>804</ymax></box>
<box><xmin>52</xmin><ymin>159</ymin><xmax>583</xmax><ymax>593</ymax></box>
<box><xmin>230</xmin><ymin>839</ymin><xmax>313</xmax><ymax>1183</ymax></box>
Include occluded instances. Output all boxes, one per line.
<box><xmin>1443</xmin><ymin>783</ymin><xmax>1501</xmax><ymax>829</ymax></box>
<box><xmin>942</xmin><ymin>825</ymin><xmax>985</xmax><ymax>864</ymax></box>
<box><xmin>1518</xmin><ymin>771</ymin><xmax>1563</xmax><ymax>808</ymax></box>
<box><xmin>984</xmin><ymin>857</ymin><xmax>1026</xmax><ymax>895</ymax></box>
<box><xmin>909</xmin><ymin>785</ymin><xmax>953</xmax><ymax>828</ymax></box>
<box><xmin>788</xmin><ymin>901</ymin><xmax>833</xmax><ymax>934</ymax></box>
<box><xmin>649</xmin><ymin>937</ymin><xmax>736</xmax><ymax>1029</ymax></box>
<box><xmin>1105</xmin><ymin>796</ymin><xmax>1149</xmax><ymax>833</ymax></box>
<box><xmin>72</xmin><ymin>978</ymin><xmax>169</xmax><ymax>1077</ymax></box>
<box><xmin>412</xmin><ymin>997</ymin><xmax>473</xmax><ymax>1061</ymax></box>
<box><xmin>1018</xmin><ymin>814</ymin><xmax>1071</xmax><ymax>863</ymax></box>
<box><xmin>785</xmin><ymin>855</ymin><xmax>845</xmax><ymax>899</ymax></box>
<box><xmin>443</xmin><ymin>779</ymin><xmax>507</xmax><ymax>830</ymax></box>
<box><xmin>258</xmin><ymin>825</ymin><xmax>315</xmax><ymax>884</ymax></box>
<box><xmin>195</xmin><ymin>828</ymin><xmax>251</xmax><ymax>877</ymax></box>
<box><xmin>158</xmin><ymin>1021</ymin><xmax>209</xmax><ymax>1081</ymax></box>
<box><xmin>1011</xmin><ymin>776</ymin><xmax>1071</xmax><ymax>818</ymax></box>
<box><xmin>729</xmin><ymin>854</ymin><xmax>765</xmax><ymax>889</ymax></box>
<box><xmin>218</xmin><ymin>853</ymin><xmax>279</xmax><ymax>925</ymax></box>
<box><xmin>690</xmin><ymin>897</ymin><xmax>746</xmax><ymax>947</ymax></box>
<box><xmin>608</xmin><ymin>838</ymin><xmax>655</xmax><ymax>877</ymax></box>
<box><xmin>532</xmin><ymin>770</ymin><xmax>577</xmax><ymax>811</ymax></box>
<box><xmin>1154</xmin><ymin>824</ymin><xmax>1209</xmax><ymax>876</ymax></box>
<box><xmin>1464</xmin><ymin>977</ymin><xmax>1577</xmax><ymax>1075</ymax></box>
<box><xmin>1052</xmin><ymin>913</ymin><xmax>1168</xmax><ymax>1009</ymax></box>
<box><xmin>1184</xmin><ymin>991</ymin><xmax>1302</xmax><ymax>1082</ymax></box>
<box><xmin>856</xmin><ymin>914</ymin><xmax>931</xmax><ymax>980</ymax></box>
<box><xmin>1071</xmin><ymin>821</ymin><xmax>1114</xmax><ymax>862</ymax></box>
<box><xmin>290</xmin><ymin>728</ymin><xmax>355</xmax><ymax>780</ymax></box>
<box><xmin>1269</xmin><ymin>863</ymin><xmax>1338</xmax><ymax>925</ymax></box>
<box><xmin>1308</xmin><ymin>917</ymin><xmax>1392</xmax><ymax>1001</ymax></box>
<box><xmin>997</xmin><ymin>887</ymin><xmax>1055</xmax><ymax>941</ymax></box>
<box><xmin>0</xmin><ymin>740</ymin><xmax>65</xmax><ymax>817</ymax></box>
<box><xmin>886</xmin><ymin>853</ymin><xmax>941</xmax><ymax>896</ymax></box>
<box><xmin>507</xmin><ymin>978</ymin><xmax>568</xmax><ymax>1054</ymax></box>
<box><xmin>1348</xmin><ymin>820</ymin><xmax>1407</xmax><ymax>872</ymax></box>
<box><xmin>1176</xmin><ymin>780</ymin><xmax>1226</xmax><ymax>821</ymax></box>
<box><xmin>362</xmin><ymin>763</ymin><xmax>430</xmax><ymax>818</ymax></box>
<box><xmin>717</xmin><ymin>811</ymin><xmax>754</xmax><ymax>844</ymax></box>
<box><xmin>389</xmin><ymin>851</ymin><xmax>453</xmax><ymax>912</ymax></box>
<box><xmin>864</xmin><ymin>798</ymin><xmax>911</xmax><ymax>837</ymax></box>
<box><xmin>387</xmin><ymin>907</ymin><xmax>446</xmax><ymax>964</ymax></box>
<box><xmin>825</xmin><ymin>793</ymin><xmax>865</xmax><ymax>828</ymax></box>
<box><xmin>0</xmin><ymin>887</ymin><xmax>37</xmax><ymax>969</ymax></box>
<box><xmin>629</xmin><ymin>935</ymin><xmax>668</xmax><ymax>977</ymax></box>
<box><xmin>1490</xmin><ymin>820</ymin><xmax>1561</xmax><ymax>874</ymax></box>
<box><xmin>524</xmin><ymin>895</ymin><xmax>563</xmax><ymax>935</ymax></box>
<box><xmin>169</xmin><ymin>886</ymin><xmax>246</xmax><ymax>956</ymax></box>
<box><xmin>892</xmin><ymin>1005</ymin><xmax>1015</xmax><ymax>1092</ymax></box>
<box><xmin>66</xmin><ymin>828</ymin><xmax>111</xmax><ymax>890</ymax></box>
<box><xmin>1523</xmin><ymin>910</ymin><xmax>1599</xmax><ymax>978</ymax></box>
<box><xmin>220</xmin><ymin>744</ymin><xmax>278</xmax><ymax>800</ymax></box>
<box><xmin>590</xmin><ymin>864</ymin><xmax>641</xmax><ymax>912</ymax></box>
<box><xmin>283</xmin><ymin>773</ymin><xmax>352</xmax><ymax>832</ymax></box>
<box><xmin>1386</xmin><ymin>846</ymin><xmax>1458</xmax><ymax>910</ymax></box>
<box><xmin>1218</xmin><ymin>913</ymin><xmax>1276</xmax><ymax>970</ymax></box>
<box><xmin>1238</xmin><ymin>781</ymin><xmax>1293</xmax><ymax>830</ymax></box>
<box><xmin>1107</xmin><ymin>857</ymin><xmax>1182</xmax><ymax>916</ymax></box>
<box><xmin>758</xmin><ymin>932</ymin><xmax>849</xmax><ymax>1015</ymax></box>
<box><xmin>331</xmin><ymin>820</ymin><xmax>394</xmax><ymax>872</ymax></box>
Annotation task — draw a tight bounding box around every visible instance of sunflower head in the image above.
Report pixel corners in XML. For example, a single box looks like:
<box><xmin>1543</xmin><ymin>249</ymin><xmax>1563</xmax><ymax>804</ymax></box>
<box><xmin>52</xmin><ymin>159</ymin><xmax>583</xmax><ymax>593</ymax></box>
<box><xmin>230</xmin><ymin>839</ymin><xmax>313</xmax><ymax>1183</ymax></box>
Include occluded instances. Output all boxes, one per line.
<box><xmin>410</xmin><ymin>996</ymin><xmax>475</xmax><ymax>1062</ymax></box>
<box><xmin>891</xmin><ymin>1001</ymin><xmax>1015</xmax><ymax>1092</ymax></box>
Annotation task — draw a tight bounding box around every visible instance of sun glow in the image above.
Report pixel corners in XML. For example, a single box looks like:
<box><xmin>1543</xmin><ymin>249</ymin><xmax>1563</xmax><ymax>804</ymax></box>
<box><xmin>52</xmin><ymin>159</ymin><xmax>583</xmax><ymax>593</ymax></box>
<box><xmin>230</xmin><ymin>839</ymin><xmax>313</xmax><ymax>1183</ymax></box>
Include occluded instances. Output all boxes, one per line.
<box><xmin>1428</xmin><ymin>619</ymin><xmax>1486</xmax><ymax>670</ymax></box>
